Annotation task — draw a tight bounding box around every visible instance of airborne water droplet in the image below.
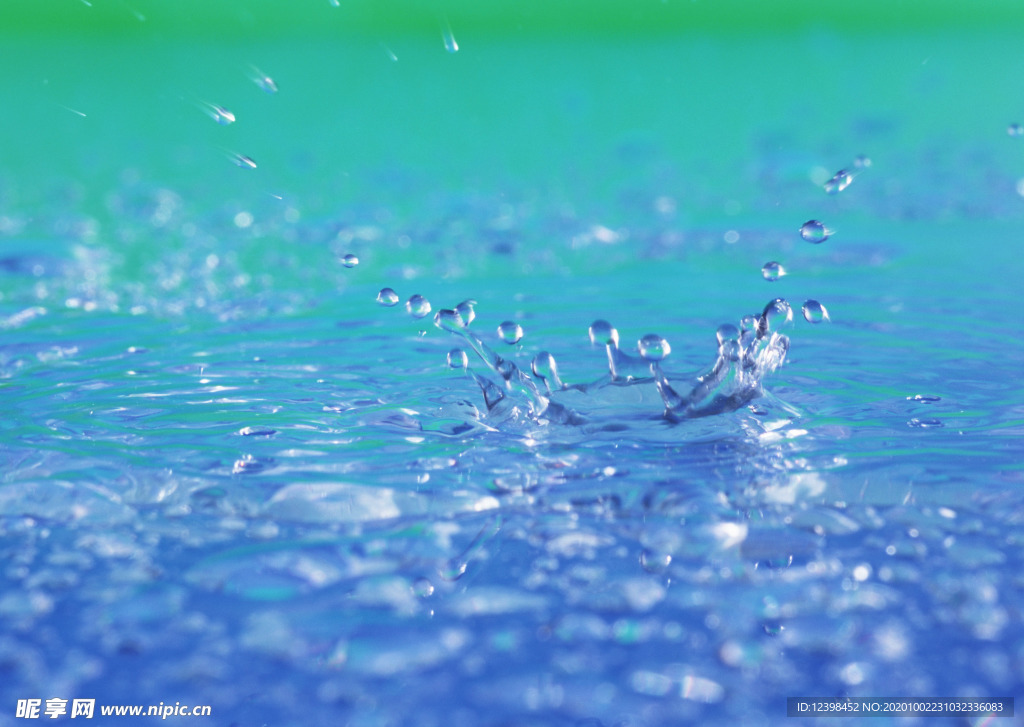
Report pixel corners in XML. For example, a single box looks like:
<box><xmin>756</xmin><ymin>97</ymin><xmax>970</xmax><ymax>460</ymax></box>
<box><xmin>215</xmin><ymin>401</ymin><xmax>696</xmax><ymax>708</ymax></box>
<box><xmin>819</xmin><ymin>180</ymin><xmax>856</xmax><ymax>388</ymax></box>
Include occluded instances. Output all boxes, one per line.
<box><xmin>376</xmin><ymin>287</ymin><xmax>399</xmax><ymax>306</ymax></box>
<box><xmin>447</xmin><ymin>348</ymin><xmax>468</xmax><ymax>370</ymax></box>
<box><xmin>759</xmin><ymin>298</ymin><xmax>793</xmax><ymax>334</ymax></box>
<box><xmin>637</xmin><ymin>334</ymin><xmax>671</xmax><ymax>362</ymax></box>
<box><xmin>250</xmin><ymin>67</ymin><xmax>278</xmax><ymax>94</ymax></box>
<box><xmin>201</xmin><ymin>102</ymin><xmax>235</xmax><ymax>125</ymax></box>
<box><xmin>823</xmin><ymin>169</ymin><xmax>853</xmax><ymax>195</ymax></box>
<box><xmin>497</xmin><ymin>321</ymin><xmax>523</xmax><ymax>344</ymax></box>
<box><xmin>433</xmin><ymin>308</ymin><xmax>466</xmax><ymax>333</ymax></box>
<box><xmin>406</xmin><ymin>294</ymin><xmax>432</xmax><ymax>319</ymax></box>
<box><xmin>531</xmin><ymin>351</ymin><xmax>564</xmax><ymax>391</ymax></box>
<box><xmin>801</xmin><ymin>299</ymin><xmax>830</xmax><ymax>323</ymax></box>
<box><xmin>799</xmin><ymin>220</ymin><xmax>831</xmax><ymax>244</ymax></box>
<box><xmin>588</xmin><ymin>319</ymin><xmax>619</xmax><ymax>347</ymax></box>
<box><xmin>340</xmin><ymin>253</ymin><xmax>359</xmax><ymax>268</ymax></box>
<box><xmin>412</xmin><ymin>577</ymin><xmax>435</xmax><ymax>597</ymax></box>
<box><xmin>230</xmin><ymin>153</ymin><xmax>257</xmax><ymax>169</ymax></box>
<box><xmin>442</xmin><ymin>22</ymin><xmax>459</xmax><ymax>53</ymax></box>
<box><xmin>761</xmin><ymin>261</ymin><xmax>785</xmax><ymax>281</ymax></box>
<box><xmin>640</xmin><ymin>549</ymin><xmax>672</xmax><ymax>574</ymax></box>
<box><xmin>1008</xmin><ymin>123</ymin><xmax>1024</xmax><ymax>137</ymax></box>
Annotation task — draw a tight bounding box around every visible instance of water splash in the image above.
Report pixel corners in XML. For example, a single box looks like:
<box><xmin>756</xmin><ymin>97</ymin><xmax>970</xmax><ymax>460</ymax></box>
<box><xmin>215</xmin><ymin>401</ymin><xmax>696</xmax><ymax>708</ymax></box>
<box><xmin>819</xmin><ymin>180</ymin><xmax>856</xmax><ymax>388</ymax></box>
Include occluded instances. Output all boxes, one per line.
<box><xmin>417</xmin><ymin>296</ymin><xmax>794</xmax><ymax>433</ymax></box>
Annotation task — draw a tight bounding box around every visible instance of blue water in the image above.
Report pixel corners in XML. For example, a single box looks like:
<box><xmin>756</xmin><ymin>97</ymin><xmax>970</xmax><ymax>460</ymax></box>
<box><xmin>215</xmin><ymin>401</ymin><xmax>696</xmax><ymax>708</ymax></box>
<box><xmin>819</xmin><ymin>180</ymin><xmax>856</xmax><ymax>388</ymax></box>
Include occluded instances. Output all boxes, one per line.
<box><xmin>2</xmin><ymin>28</ymin><xmax>1024</xmax><ymax>727</ymax></box>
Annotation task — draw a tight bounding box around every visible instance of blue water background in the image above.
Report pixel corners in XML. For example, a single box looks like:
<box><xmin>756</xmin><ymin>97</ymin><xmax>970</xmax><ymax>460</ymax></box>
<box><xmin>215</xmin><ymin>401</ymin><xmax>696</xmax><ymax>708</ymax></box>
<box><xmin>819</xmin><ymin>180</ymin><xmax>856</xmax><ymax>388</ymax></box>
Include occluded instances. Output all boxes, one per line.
<box><xmin>1</xmin><ymin>28</ymin><xmax>1024</xmax><ymax>726</ymax></box>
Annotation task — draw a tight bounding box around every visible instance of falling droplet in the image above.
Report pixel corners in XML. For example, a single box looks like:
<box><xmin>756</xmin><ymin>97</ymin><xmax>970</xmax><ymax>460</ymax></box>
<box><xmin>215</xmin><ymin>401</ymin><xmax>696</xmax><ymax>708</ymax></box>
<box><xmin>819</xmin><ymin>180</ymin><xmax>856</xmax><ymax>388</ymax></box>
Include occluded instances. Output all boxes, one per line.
<box><xmin>442</xmin><ymin>21</ymin><xmax>459</xmax><ymax>53</ymax></box>
<box><xmin>328</xmin><ymin>0</ymin><xmax>340</xmax><ymax>6</ymax></box>
<box><xmin>637</xmin><ymin>334</ymin><xmax>671</xmax><ymax>362</ymax></box>
<box><xmin>799</xmin><ymin>220</ymin><xmax>831</xmax><ymax>244</ymax></box>
<box><xmin>230</xmin><ymin>153</ymin><xmax>257</xmax><ymax>169</ymax></box>
<box><xmin>853</xmin><ymin>154</ymin><xmax>872</xmax><ymax>168</ymax></box>
<box><xmin>376</xmin><ymin>287</ymin><xmax>399</xmax><ymax>307</ymax></box>
<box><xmin>1008</xmin><ymin>123</ymin><xmax>1024</xmax><ymax>137</ymax></box>
<box><xmin>823</xmin><ymin>169</ymin><xmax>853</xmax><ymax>195</ymax></box>
<box><xmin>455</xmin><ymin>299</ymin><xmax>477</xmax><ymax>326</ymax></box>
<box><xmin>250</xmin><ymin>67</ymin><xmax>278</xmax><ymax>94</ymax></box>
<box><xmin>381</xmin><ymin>43</ymin><xmax>398</xmax><ymax>62</ymax></box>
<box><xmin>447</xmin><ymin>348</ymin><xmax>468</xmax><ymax>370</ymax></box>
<box><xmin>201</xmin><ymin>102</ymin><xmax>235</xmax><ymax>125</ymax></box>
<box><xmin>340</xmin><ymin>253</ymin><xmax>359</xmax><ymax>268</ymax></box>
<box><xmin>761</xmin><ymin>261</ymin><xmax>786</xmax><ymax>281</ymax></box>
<box><xmin>406</xmin><ymin>294</ymin><xmax>432</xmax><ymax>319</ymax></box>
<box><xmin>801</xmin><ymin>299</ymin><xmax>830</xmax><ymax>323</ymax></box>
<box><xmin>588</xmin><ymin>320</ymin><xmax>619</xmax><ymax>347</ymax></box>
<box><xmin>497</xmin><ymin>321</ymin><xmax>523</xmax><ymax>344</ymax></box>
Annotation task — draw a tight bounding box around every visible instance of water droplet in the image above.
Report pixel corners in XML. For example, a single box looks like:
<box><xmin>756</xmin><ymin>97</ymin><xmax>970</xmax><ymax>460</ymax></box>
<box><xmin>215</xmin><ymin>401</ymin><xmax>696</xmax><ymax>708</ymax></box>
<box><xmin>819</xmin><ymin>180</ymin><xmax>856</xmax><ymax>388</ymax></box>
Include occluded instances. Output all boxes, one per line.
<box><xmin>442</xmin><ymin>22</ymin><xmax>459</xmax><ymax>53</ymax></box>
<box><xmin>588</xmin><ymin>319</ymin><xmax>619</xmax><ymax>347</ymax></box>
<box><xmin>201</xmin><ymin>102</ymin><xmax>235</xmax><ymax>125</ymax></box>
<box><xmin>328</xmin><ymin>0</ymin><xmax>339</xmax><ymax>6</ymax></box>
<box><xmin>405</xmin><ymin>294</ymin><xmax>431</xmax><ymax>319</ymax></box>
<box><xmin>531</xmin><ymin>351</ymin><xmax>563</xmax><ymax>391</ymax></box>
<box><xmin>640</xmin><ymin>549</ymin><xmax>672</xmax><ymax>574</ymax></box>
<box><xmin>853</xmin><ymin>154</ymin><xmax>872</xmax><ymax>168</ymax></box>
<box><xmin>759</xmin><ymin>298</ymin><xmax>793</xmax><ymax>334</ymax></box>
<box><xmin>1008</xmin><ymin>123</ymin><xmax>1024</xmax><ymax>137</ymax></box>
<box><xmin>497</xmin><ymin>321</ymin><xmax>523</xmax><ymax>344</ymax></box>
<box><xmin>716</xmin><ymin>324</ymin><xmax>739</xmax><ymax>346</ymax></box>
<box><xmin>447</xmin><ymin>348</ymin><xmax>468</xmax><ymax>370</ymax></box>
<box><xmin>412</xmin><ymin>577</ymin><xmax>435</xmax><ymax>597</ymax></box>
<box><xmin>376</xmin><ymin>287</ymin><xmax>399</xmax><ymax>306</ymax></box>
<box><xmin>250</xmin><ymin>67</ymin><xmax>278</xmax><ymax>94</ymax></box>
<box><xmin>637</xmin><ymin>334</ymin><xmax>671</xmax><ymax>362</ymax></box>
<box><xmin>434</xmin><ymin>309</ymin><xmax>466</xmax><ymax>333</ymax></box>
<box><xmin>761</xmin><ymin>261</ymin><xmax>786</xmax><ymax>281</ymax></box>
<box><xmin>739</xmin><ymin>315</ymin><xmax>757</xmax><ymax>332</ymax></box>
<box><xmin>340</xmin><ymin>253</ymin><xmax>359</xmax><ymax>268</ymax></box>
<box><xmin>823</xmin><ymin>169</ymin><xmax>852</xmax><ymax>195</ymax></box>
<box><xmin>455</xmin><ymin>299</ymin><xmax>476</xmax><ymax>326</ymax></box>
<box><xmin>230</xmin><ymin>153</ymin><xmax>257</xmax><ymax>170</ymax></box>
<box><xmin>799</xmin><ymin>220</ymin><xmax>831</xmax><ymax>244</ymax></box>
<box><xmin>801</xmin><ymin>299</ymin><xmax>830</xmax><ymax>323</ymax></box>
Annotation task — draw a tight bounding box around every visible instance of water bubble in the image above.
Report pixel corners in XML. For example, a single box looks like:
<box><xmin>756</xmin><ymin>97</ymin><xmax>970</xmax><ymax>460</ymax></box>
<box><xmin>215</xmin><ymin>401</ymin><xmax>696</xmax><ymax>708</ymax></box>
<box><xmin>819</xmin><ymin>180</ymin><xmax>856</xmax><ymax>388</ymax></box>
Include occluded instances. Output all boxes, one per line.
<box><xmin>823</xmin><ymin>169</ymin><xmax>853</xmax><ymax>195</ymax></box>
<box><xmin>447</xmin><ymin>348</ymin><xmax>468</xmax><ymax>370</ymax></box>
<box><xmin>853</xmin><ymin>154</ymin><xmax>872</xmax><ymax>168</ymax></box>
<box><xmin>497</xmin><ymin>321</ymin><xmax>523</xmax><ymax>344</ymax></box>
<box><xmin>376</xmin><ymin>287</ymin><xmax>399</xmax><ymax>307</ymax></box>
<box><xmin>1008</xmin><ymin>123</ymin><xmax>1024</xmax><ymax>137</ymax></box>
<box><xmin>455</xmin><ymin>299</ymin><xmax>476</xmax><ymax>326</ymax></box>
<box><xmin>588</xmin><ymin>319</ymin><xmax>619</xmax><ymax>347</ymax></box>
<box><xmin>761</xmin><ymin>261</ymin><xmax>786</xmax><ymax>281</ymax></box>
<box><xmin>637</xmin><ymin>334</ymin><xmax>671</xmax><ymax>362</ymax></box>
<box><xmin>406</xmin><ymin>294</ymin><xmax>432</xmax><ymax>319</ymax></box>
<box><xmin>230</xmin><ymin>153</ymin><xmax>257</xmax><ymax>170</ymax></box>
<box><xmin>801</xmin><ymin>299</ymin><xmax>830</xmax><ymax>324</ymax></box>
<box><xmin>340</xmin><ymin>253</ymin><xmax>359</xmax><ymax>268</ymax></box>
<box><xmin>799</xmin><ymin>220</ymin><xmax>831</xmax><ymax>244</ymax></box>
